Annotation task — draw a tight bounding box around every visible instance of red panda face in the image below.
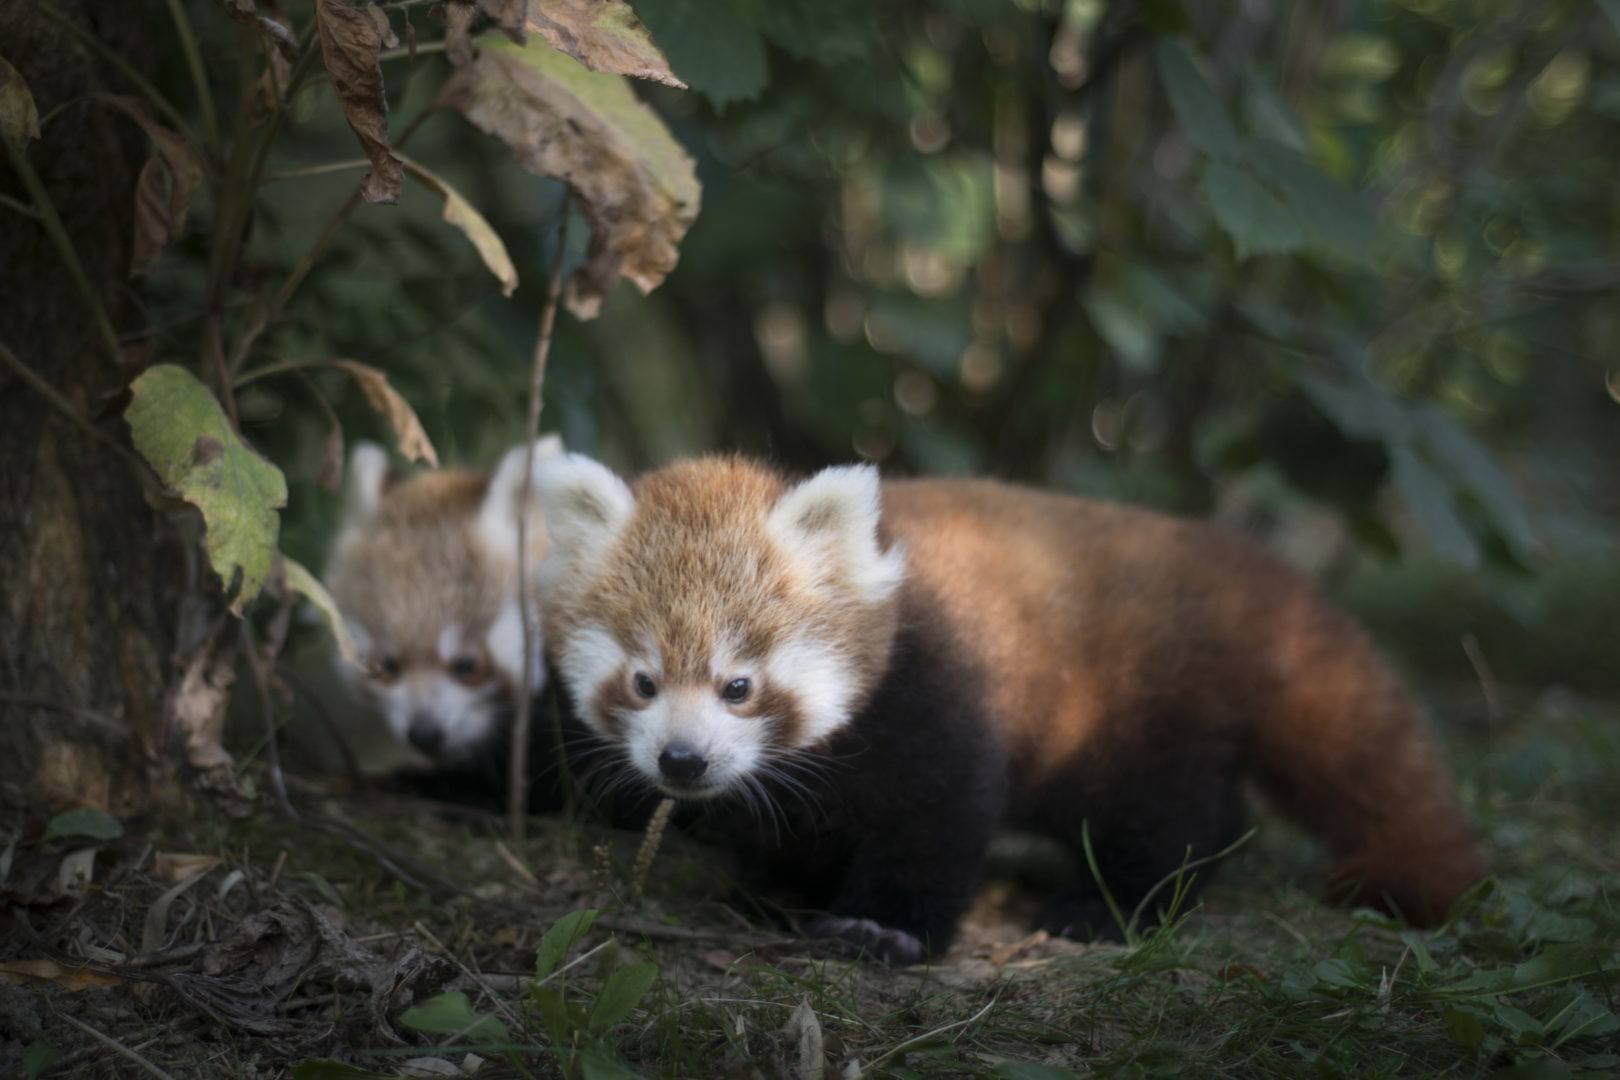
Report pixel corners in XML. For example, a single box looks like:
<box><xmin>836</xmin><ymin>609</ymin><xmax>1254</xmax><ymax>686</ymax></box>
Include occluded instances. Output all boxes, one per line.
<box><xmin>537</xmin><ymin>455</ymin><xmax>905</xmax><ymax>800</ymax></box>
<box><xmin>325</xmin><ymin>440</ymin><xmax>558</xmax><ymax>763</ymax></box>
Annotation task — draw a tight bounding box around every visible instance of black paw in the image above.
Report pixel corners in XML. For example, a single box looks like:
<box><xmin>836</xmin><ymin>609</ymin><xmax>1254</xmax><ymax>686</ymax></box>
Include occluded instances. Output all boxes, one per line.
<box><xmin>803</xmin><ymin>915</ymin><xmax>927</xmax><ymax>966</ymax></box>
<box><xmin>1038</xmin><ymin>895</ymin><xmax>1128</xmax><ymax>942</ymax></box>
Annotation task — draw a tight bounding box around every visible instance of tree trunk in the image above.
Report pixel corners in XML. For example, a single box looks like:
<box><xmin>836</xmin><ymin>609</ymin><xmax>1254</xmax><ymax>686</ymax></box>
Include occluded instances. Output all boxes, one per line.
<box><xmin>0</xmin><ymin>3</ymin><xmax>175</xmax><ymax>817</ymax></box>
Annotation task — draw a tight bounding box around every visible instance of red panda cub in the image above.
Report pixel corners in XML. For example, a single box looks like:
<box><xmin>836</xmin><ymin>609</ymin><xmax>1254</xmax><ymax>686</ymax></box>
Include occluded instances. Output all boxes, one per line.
<box><xmin>535</xmin><ymin>453</ymin><xmax>1484</xmax><ymax>965</ymax></box>
<box><xmin>324</xmin><ymin>438</ymin><xmax>561</xmax><ymax>806</ymax></box>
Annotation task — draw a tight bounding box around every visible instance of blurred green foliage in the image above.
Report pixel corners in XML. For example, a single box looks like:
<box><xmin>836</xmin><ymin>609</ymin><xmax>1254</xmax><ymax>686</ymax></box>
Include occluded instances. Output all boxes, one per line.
<box><xmin>140</xmin><ymin>0</ymin><xmax>1619</xmax><ymax>686</ymax></box>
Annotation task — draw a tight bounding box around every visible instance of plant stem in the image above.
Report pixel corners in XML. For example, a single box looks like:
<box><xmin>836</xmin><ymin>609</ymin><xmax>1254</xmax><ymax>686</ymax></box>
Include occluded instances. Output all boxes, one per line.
<box><xmin>0</xmin><ymin>342</ymin><xmax>143</xmax><ymax>468</ymax></box>
<box><xmin>379</xmin><ymin>40</ymin><xmax>447</xmax><ymax>63</ymax></box>
<box><xmin>1</xmin><ymin>135</ymin><xmax>121</xmax><ymax>359</ymax></box>
<box><xmin>509</xmin><ymin>204</ymin><xmax>572</xmax><ymax>843</ymax></box>
<box><xmin>165</xmin><ymin>0</ymin><xmax>220</xmax><ymax>155</ymax></box>
<box><xmin>232</xmin><ymin>356</ymin><xmax>325</xmax><ymax>388</ymax></box>
<box><xmin>0</xmin><ymin>193</ymin><xmax>40</xmax><ymax>219</ymax></box>
<box><xmin>262</xmin><ymin>158</ymin><xmax>369</xmax><ymax>184</ymax></box>
<box><xmin>36</xmin><ymin>2</ymin><xmax>194</xmax><ymax>142</ymax></box>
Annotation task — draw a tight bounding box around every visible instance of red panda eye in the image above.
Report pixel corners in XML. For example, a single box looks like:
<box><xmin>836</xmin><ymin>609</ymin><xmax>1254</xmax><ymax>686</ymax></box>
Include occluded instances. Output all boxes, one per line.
<box><xmin>634</xmin><ymin>673</ymin><xmax>658</xmax><ymax>700</ymax></box>
<box><xmin>449</xmin><ymin>655</ymin><xmax>481</xmax><ymax>683</ymax></box>
<box><xmin>721</xmin><ymin>678</ymin><xmax>750</xmax><ymax>703</ymax></box>
<box><xmin>375</xmin><ymin>656</ymin><xmax>401</xmax><ymax>680</ymax></box>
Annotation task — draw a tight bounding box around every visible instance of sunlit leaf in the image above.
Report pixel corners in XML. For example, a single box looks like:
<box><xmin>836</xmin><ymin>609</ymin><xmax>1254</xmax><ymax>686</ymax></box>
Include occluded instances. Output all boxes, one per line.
<box><xmin>315</xmin><ymin>0</ymin><xmax>402</xmax><ymax>204</ymax></box>
<box><xmin>631</xmin><ymin>0</ymin><xmax>767</xmax><ymax>107</ymax></box>
<box><xmin>0</xmin><ymin>54</ymin><xmax>41</xmax><ymax>140</ymax></box>
<box><xmin>43</xmin><ymin>808</ymin><xmax>124</xmax><ymax>842</ymax></box>
<box><xmin>588</xmin><ymin>961</ymin><xmax>658</xmax><ymax>1031</ymax></box>
<box><xmin>126</xmin><ymin>365</ymin><xmax>288</xmax><ymax>611</ymax></box>
<box><xmin>332</xmin><ymin>359</ymin><xmax>439</xmax><ymax>466</ymax></box>
<box><xmin>1202</xmin><ymin>161</ymin><xmax>1303</xmax><ymax>257</ymax></box>
<box><xmin>399</xmin><ymin>157</ymin><xmax>519</xmax><ymax>297</ymax></box>
<box><xmin>525</xmin><ymin>0</ymin><xmax>686</xmax><ymax>88</ymax></box>
<box><xmin>437</xmin><ymin>35</ymin><xmax>701</xmax><ymax>319</ymax></box>
<box><xmin>398</xmin><ymin>991</ymin><xmax>509</xmax><ymax>1042</ymax></box>
<box><xmin>281</xmin><ymin>555</ymin><xmax>361</xmax><ymax>668</ymax></box>
<box><xmin>1155</xmin><ymin>39</ymin><xmax>1239</xmax><ymax>161</ymax></box>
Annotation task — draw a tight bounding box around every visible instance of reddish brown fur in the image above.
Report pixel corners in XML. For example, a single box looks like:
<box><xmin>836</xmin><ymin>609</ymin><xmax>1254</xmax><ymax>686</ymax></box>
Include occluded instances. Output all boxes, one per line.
<box><xmin>882</xmin><ymin>478</ymin><xmax>1483</xmax><ymax>924</ymax></box>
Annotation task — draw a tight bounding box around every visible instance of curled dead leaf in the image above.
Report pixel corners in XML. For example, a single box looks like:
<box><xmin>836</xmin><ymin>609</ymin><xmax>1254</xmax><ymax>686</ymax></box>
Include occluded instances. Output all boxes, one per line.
<box><xmin>170</xmin><ymin>621</ymin><xmax>239</xmax><ymax>791</ymax></box>
<box><xmin>444</xmin><ymin>0</ymin><xmax>479</xmax><ymax>66</ymax></box>
<box><xmin>0</xmin><ymin>958</ymin><xmax>122</xmax><ymax>991</ymax></box>
<box><xmin>366</xmin><ymin>3</ymin><xmax>400</xmax><ymax>49</ymax></box>
<box><xmin>477</xmin><ymin>0</ymin><xmax>528</xmax><ymax>42</ymax></box>
<box><xmin>437</xmin><ymin>35</ymin><xmax>700</xmax><ymax>319</ymax></box>
<box><xmin>0</xmin><ymin>54</ymin><xmax>41</xmax><ymax>140</ymax></box>
<box><xmin>280</xmin><ymin>554</ymin><xmax>362</xmax><ymax>669</ymax></box>
<box><xmin>400</xmin><ymin>156</ymin><xmax>519</xmax><ymax>296</ymax></box>
<box><xmin>316</xmin><ymin>0</ymin><xmax>403</xmax><ymax>204</ymax></box>
<box><xmin>93</xmin><ymin>94</ymin><xmax>203</xmax><ymax>275</ymax></box>
<box><xmin>525</xmin><ymin>0</ymin><xmax>685</xmax><ymax>88</ymax></box>
<box><xmin>332</xmin><ymin>359</ymin><xmax>439</xmax><ymax>465</ymax></box>
<box><xmin>213</xmin><ymin>1</ymin><xmax>302</xmax><ymax>63</ymax></box>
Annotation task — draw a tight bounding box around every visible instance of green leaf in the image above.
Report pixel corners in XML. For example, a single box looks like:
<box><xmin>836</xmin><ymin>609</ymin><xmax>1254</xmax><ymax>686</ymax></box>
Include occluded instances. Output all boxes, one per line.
<box><xmin>399</xmin><ymin>156</ymin><xmax>518</xmax><ymax>297</ymax></box>
<box><xmin>1202</xmin><ymin>162</ymin><xmax>1303</xmax><ymax>258</ymax></box>
<box><xmin>627</xmin><ymin>0</ymin><xmax>768</xmax><ymax>108</ymax></box>
<box><xmin>126</xmin><ymin>364</ymin><xmax>288</xmax><ymax>612</ymax></box>
<box><xmin>1441</xmin><ymin>1006</ymin><xmax>1486</xmax><ymax>1048</ymax></box>
<box><xmin>532</xmin><ymin>985</ymin><xmax>573</xmax><ymax>1045</ymax></box>
<box><xmin>1437</xmin><ymin>944</ymin><xmax>1620</xmax><ymax>999</ymax></box>
<box><xmin>0</xmin><ymin>54</ymin><xmax>41</xmax><ymax>140</ymax></box>
<box><xmin>996</xmin><ymin>1064</ymin><xmax>1083</xmax><ymax>1080</ymax></box>
<box><xmin>21</xmin><ymin>1040</ymin><xmax>60</xmax><ymax>1080</ymax></box>
<box><xmin>291</xmin><ymin>1063</ymin><xmax>394</xmax><ymax>1080</ymax></box>
<box><xmin>1155</xmin><ymin>40</ymin><xmax>1239</xmax><ymax>161</ymax></box>
<box><xmin>281</xmin><ymin>555</ymin><xmax>361</xmax><ymax>669</ymax></box>
<box><xmin>1241</xmin><ymin>71</ymin><xmax>1307</xmax><ymax>153</ymax></box>
<box><xmin>1391</xmin><ymin>444</ymin><xmax>1479</xmax><ymax>568</ymax></box>
<box><xmin>535</xmin><ymin>908</ymin><xmax>599</xmax><ymax>981</ymax></box>
<box><xmin>1415</xmin><ymin>409</ymin><xmax>1535</xmax><ymax>560</ymax></box>
<box><xmin>1246</xmin><ymin>140</ymin><xmax>1374</xmax><ymax>264</ymax></box>
<box><xmin>1399</xmin><ymin>930</ymin><xmax>1437</xmax><ymax>975</ymax></box>
<box><xmin>398</xmin><ymin>992</ymin><xmax>509</xmax><ymax>1043</ymax></box>
<box><xmin>1602</xmin><ymin>0</ymin><xmax>1620</xmax><ymax>35</ymax></box>
<box><xmin>43</xmin><ymin>808</ymin><xmax>124</xmax><ymax>843</ymax></box>
<box><xmin>580</xmin><ymin>1047</ymin><xmax>644</xmax><ymax>1080</ymax></box>
<box><xmin>588</xmin><ymin>961</ymin><xmax>659</xmax><ymax>1031</ymax></box>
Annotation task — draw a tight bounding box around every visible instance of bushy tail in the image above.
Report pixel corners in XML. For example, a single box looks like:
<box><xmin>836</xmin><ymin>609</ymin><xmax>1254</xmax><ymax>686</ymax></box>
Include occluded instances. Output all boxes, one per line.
<box><xmin>1250</xmin><ymin>600</ymin><xmax>1484</xmax><ymax>926</ymax></box>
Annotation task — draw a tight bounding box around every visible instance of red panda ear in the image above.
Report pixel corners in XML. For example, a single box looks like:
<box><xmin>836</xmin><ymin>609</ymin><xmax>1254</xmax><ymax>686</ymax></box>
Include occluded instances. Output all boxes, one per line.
<box><xmin>765</xmin><ymin>465</ymin><xmax>905</xmax><ymax>605</ymax></box>
<box><xmin>535</xmin><ymin>452</ymin><xmax>635</xmax><ymax>583</ymax></box>
<box><xmin>342</xmin><ymin>441</ymin><xmax>392</xmax><ymax>527</ymax></box>
<box><xmin>476</xmin><ymin>438</ymin><xmax>564</xmax><ymax>560</ymax></box>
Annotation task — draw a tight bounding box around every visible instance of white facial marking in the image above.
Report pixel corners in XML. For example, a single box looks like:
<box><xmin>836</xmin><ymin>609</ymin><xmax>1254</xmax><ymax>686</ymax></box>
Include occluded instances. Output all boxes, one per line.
<box><xmin>557</xmin><ymin>622</ymin><xmax>631</xmax><ymax>735</ymax></box>
<box><xmin>766</xmin><ymin>635</ymin><xmax>859</xmax><ymax>746</ymax></box>
<box><xmin>621</xmin><ymin>689</ymin><xmax>765</xmax><ymax>799</ymax></box>
<box><xmin>765</xmin><ymin>465</ymin><xmax>906</xmax><ymax>605</ymax></box>
<box><xmin>488</xmin><ymin>597</ymin><xmax>545</xmax><ymax>693</ymax></box>
<box><xmin>375</xmin><ymin>673</ymin><xmax>500</xmax><ymax>758</ymax></box>
<box><xmin>437</xmin><ymin>624</ymin><xmax>462</xmax><ymax>664</ymax></box>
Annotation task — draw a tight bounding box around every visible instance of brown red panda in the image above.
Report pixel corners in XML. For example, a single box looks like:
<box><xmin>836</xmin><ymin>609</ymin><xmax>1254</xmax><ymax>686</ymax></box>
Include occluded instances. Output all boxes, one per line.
<box><xmin>534</xmin><ymin>453</ymin><xmax>1484</xmax><ymax>965</ymax></box>
<box><xmin>324</xmin><ymin>438</ymin><xmax>563</xmax><ymax>807</ymax></box>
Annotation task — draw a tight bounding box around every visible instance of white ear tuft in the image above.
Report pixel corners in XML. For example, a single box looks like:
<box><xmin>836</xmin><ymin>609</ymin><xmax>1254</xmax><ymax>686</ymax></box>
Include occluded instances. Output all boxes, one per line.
<box><xmin>535</xmin><ymin>452</ymin><xmax>635</xmax><ymax>584</ymax></box>
<box><xmin>765</xmin><ymin>465</ymin><xmax>905</xmax><ymax>604</ymax></box>
<box><xmin>476</xmin><ymin>440</ymin><xmax>557</xmax><ymax>560</ymax></box>
<box><xmin>342</xmin><ymin>442</ymin><xmax>391</xmax><ymax>527</ymax></box>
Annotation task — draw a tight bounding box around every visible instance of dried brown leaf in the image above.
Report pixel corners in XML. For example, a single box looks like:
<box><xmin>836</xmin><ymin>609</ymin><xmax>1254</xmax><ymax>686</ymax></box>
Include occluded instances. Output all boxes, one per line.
<box><xmin>445</xmin><ymin>0</ymin><xmax>479</xmax><ymax>66</ymax></box>
<box><xmin>400</xmin><ymin>157</ymin><xmax>519</xmax><ymax>296</ymax></box>
<box><xmin>0</xmin><ymin>54</ymin><xmax>41</xmax><ymax>140</ymax></box>
<box><xmin>213</xmin><ymin>0</ymin><xmax>302</xmax><ymax>62</ymax></box>
<box><xmin>331</xmin><ymin>359</ymin><xmax>439</xmax><ymax>465</ymax></box>
<box><xmin>526</xmin><ymin>0</ymin><xmax>685</xmax><ymax>88</ymax></box>
<box><xmin>0</xmin><ymin>958</ymin><xmax>122</xmax><ymax>990</ymax></box>
<box><xmin>437</xmin><ymin>36</ymin><xmax>700</xmax><ymax>319</ymax></box>
<box><xmin>170</xmin><ymin>622</ymin><xmax>239</xmax><ymax>790</ymax></box>
<box><xmin>93</xmin><ymin>94</ymin><xmax>203</xmax><ymax>275</ymax></box>
<box><xmin>153</xmin><ymin>851</ymin><xmax>223</xmax><ymax>885</ymax></box>
<box><xmin>142</xmin><ymin>862</ymin><xmax>215</xmax><ymax>954</ymax></box>
<box><xmin>366</xmin><ymin>2</ymin><xmax>400</xmax><ymax>48</ymax></box>
<box><xmin>477</xmin><ymin>0</ymin><xmax>528</xmax><ymax>42</ymax></box>
<box><xmin>319</xmin><ymin>416</ymin><xmax>345</xmax><ymax>492</ymax></box>
<box><xmin>316</xmin><ymin>0</ymin><xmax>403</xmax><ymax>204</ymax></box>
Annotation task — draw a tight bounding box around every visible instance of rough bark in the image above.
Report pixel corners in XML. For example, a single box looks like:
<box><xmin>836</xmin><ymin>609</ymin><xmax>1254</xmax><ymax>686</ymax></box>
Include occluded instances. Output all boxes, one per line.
<box><xmin>0</xmin><ymin>3</ymin><xmax>175</xmax><ymax>817</ymax></box>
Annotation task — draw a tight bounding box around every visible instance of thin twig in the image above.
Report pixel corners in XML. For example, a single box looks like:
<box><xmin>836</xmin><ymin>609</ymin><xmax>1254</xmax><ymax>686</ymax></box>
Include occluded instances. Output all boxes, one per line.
<box><xmin>859</xmin><ymin>993</ymin><xmax>1001</xmax><ymax>1074</ymax></box>
<box><xmin>0</xmin><ymin>193</ymin><xmax>40</xmax><ymax>219</ymax></box>
<box><xmin>509</xmin><ymin>204</ymin><xmax>572</xmax><ymax>842</ymax></box>
<box><xmin>1460</xmin><ymin>632</ymin><xmax>1502</xmax><ymax>730</ymax></box>
<box><xmin>0</xmin><ymin>137</ymin><xmax>121</xmax><ymax>358</ymax></box>
<box><xmin>35</xmin><ymin>2</ymin><xmax>194</xmax><ymax>138</ymax></box>
<box><xmin>239</xmin><ymin>620</ymin><xmax>297</xmax><ymax>819</ymax></box>
<box><xmin>165</xmin><ymin>0</ymin><xmax>219</xmax><ymax>154</ymax></box>
<box><xmin>0</xmin><ymin>342</ymin><xmax>144</xmax><ymax>468</ymax></box>
<box><xmin>412</xmin><ymin>920</ymin><xmax>528</xmax><ymax>1035</ymax></box>
<box><xmin>53</xmin><ymin>1011</ymin><xmax>179</xmax><ymax>1080</ymax></box>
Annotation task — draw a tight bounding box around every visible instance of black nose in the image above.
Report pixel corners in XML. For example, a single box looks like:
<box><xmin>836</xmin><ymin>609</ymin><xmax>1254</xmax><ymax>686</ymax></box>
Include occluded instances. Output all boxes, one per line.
<box><xmin>658</xmin><ymin>742</ymin><xmax>708</xmax><ymax>783</ymax></box>
<box><xmin>408</xmin><ymin>718</ymin><xmax>444</xmax><ymax>754</ymax></box>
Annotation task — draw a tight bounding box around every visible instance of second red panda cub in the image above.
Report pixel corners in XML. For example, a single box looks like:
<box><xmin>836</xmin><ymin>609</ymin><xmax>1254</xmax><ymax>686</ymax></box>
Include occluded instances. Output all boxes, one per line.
<box><xmin>535</xmin><ymin>454</ymin><xmax>1483</xmax><ymax>965</ymax></box>
<box><xmin>324</xmin><ymin>438</ymin><xmax>560</xmax><ymax>803</ymax></box>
